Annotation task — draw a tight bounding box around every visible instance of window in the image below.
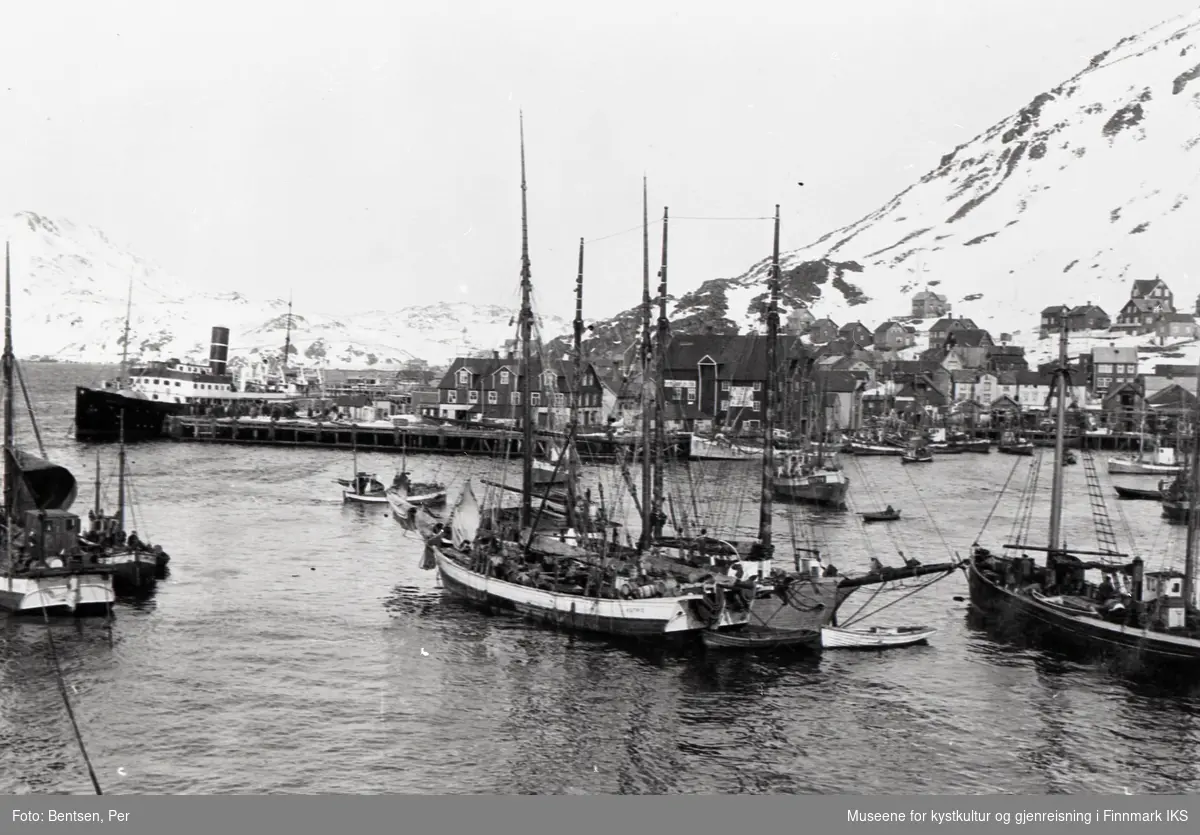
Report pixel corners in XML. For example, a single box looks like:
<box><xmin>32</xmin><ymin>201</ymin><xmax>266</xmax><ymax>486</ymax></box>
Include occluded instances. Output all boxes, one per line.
<box><xmin>753</xmin><ymin>382</ymin><xmax>762</xmax><ymax>391</ymax></box>
<box><xmin>468</xmin><ymin>390</ymin><xmax>479</xmax><ymax>404</ymax></box>
<box><xmin>457</xmin><ymin>369</ymin><xmax>470</xmax><ymax>385</ymax></box>
<box><xmin>500</xmin><ymin>370</ymin><xmax>510</xmax><ymax>385</ymax></box>
<box><xmin>511</xmin><ymin>392</ymin><xmax>521</xmax><ymax>405</ymax></box>
<box><xmin>487</xmin><ymin>391</ymin><xmax>498</xmax><ymax>405</ymax></box>
<box><xmin>531</xmin><ymin>392</ymin><xmax>541</xmax><ymax>406</ymax></box>
<box><xmin>175</xmin><ymin>381</ymin><xmax>181</xmax><ymax>387</ymax></box>
<box><xmin>687</xmin><ymin>388</ymin><xmax>696</xmax><ymax>402</ymax></box>
<box><xmin>721</xmin><ymin>381</ymin><xmax>730</xmax><ymax>391</ymax></box>
<box><xmin>720</xmin><ymin>399</ymin><xmax>729</xmax><ymax>411</ymax></box>
<box><xmin>447</xmin><ymin>391</ymin><xmax>457</xmax><ymax>403</ymax></box>
<box><xmin>674</xmin><ymin>387</ymin><xmax>683</xmax><ymax>401</ymax></box>
<box><xmin>753</xmin><ymin>399</ymin><xmax>761</xmax><ymax>411</ymax></box>
<box><xmin>554</xmin><ymin>393</ymin><xmax>565</xmax><ymax>407</ymax></box>
<box><xmin>745</xmin><ymin>420</ymin><xmax>761</xmax><ymax>430</ymax></box>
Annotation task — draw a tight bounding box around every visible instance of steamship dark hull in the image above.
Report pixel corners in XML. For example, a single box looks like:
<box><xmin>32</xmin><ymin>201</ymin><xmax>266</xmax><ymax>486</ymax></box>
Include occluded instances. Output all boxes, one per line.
<box><xmin>74</xmin><ymin>386</ymin><xmax>188</xmax><ymax>442</ymax></box>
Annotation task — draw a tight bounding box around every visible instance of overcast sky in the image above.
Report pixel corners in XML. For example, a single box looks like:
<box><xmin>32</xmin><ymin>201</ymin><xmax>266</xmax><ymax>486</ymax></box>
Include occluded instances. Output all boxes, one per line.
<box><xmin>1</xmin><ymin>1</ymin><xmax>1195</xmax><ymax>322</ymax></box>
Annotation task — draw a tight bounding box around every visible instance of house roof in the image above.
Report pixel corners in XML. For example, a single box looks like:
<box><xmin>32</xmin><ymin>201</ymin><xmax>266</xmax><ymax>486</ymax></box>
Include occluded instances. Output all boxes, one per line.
<box><xmin>437</xmin><ymin>356</ymin><xmax>599</xmax><ymax>390</ymax></box>
<box><xmin>815</xmin><ymin>370</ymin><xmax>861</xmax><ymax>393</ymax></box>
<box><xmin>1160</xmin><ymin>312</ymin><xmax>1196</xmax><ymax>324</ymax></box>
<box><xmin>1041</xmin><ymin>304</ymin><xmax>1069</xmax><ymax>315</ymax></box>
<box><xmin>810</xmin><ymin>317</ymin><xmax>839</xmax><ymax>329</ymax></box>
<box><xmin>838</xmin><ymin>321</ymin><xmax>869</xmax><ymax>334</ymax></box>
<box><xmin>663</xmin><ymin>333</ymin><xmax>807</xmax><ymax>377</ymax></box>
<box><xmin>990</xmin><ymin>394</ymin><xmax>1020</xmax><ymax>410</ymax></box>
<box><xmin>987</xmin><ymin>345</ymin><xmax>1025</xmax><ymax>356</ymax></box>
<box><xmin>1124</xmin><ymin>298</ymin><xmax>1165</xmax><ymax>313</ymax></box>
<box><xmin>951</xmin><ymin>328</ymin><xmax>993</xmax><ymax>347</ymax></box>
<box><xmin>1068</xmin><ymin>303</ymin><xmax>1108</xmax><ymax>317</ymax></box>
<box><xmin>1092</xmin><ymin>346</ymin><xmax>1137</xmax><ymax>363</ymax></box>
<box><xmin>950</xmin><ymin>369</ymin><xmax>976</xmax><ymax>382</ymax></box>
<box><xmin>1147</xmin><ymin>383</ymin><xmax>1199</xmax><ymax>408</ymax></box>
<box><xmin>873</xmin><ymin>320</ymin><xmax>903</xmax><ymax>335</ymax></box>
<box><xmin>996</xmin><ymin>370</ymin><xmax>1019</xmax><ymax>385</ymax></box>
<box><xmin>930</xmin><ymin>316</ymin><xmax>978</xmax><ymax>331</ymax></box>
<box><xmin>1015</xmin><ymin>370</ymin><xmax>1053</xmax><ymax>386</ymax></box>
<box><xmin>1132</xmin><ymin>278</ymin><xmax>1166</xmax><ymax>297</ymax></box>
<box><xmin>912</xmin><ymin>290</ymin><xmax>946</xmax><ymax>302</ymax></box>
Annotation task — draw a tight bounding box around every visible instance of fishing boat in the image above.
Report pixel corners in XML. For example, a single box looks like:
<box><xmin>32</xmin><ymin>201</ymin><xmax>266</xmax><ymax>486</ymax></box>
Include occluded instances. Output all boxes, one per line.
<box><xmin>861</xmin><ymin>507</ymin><xmax>901</xmax><ymax>523</ymax></box>
<box><xmin>698</xmin><ymin>208</ymin><xmax>963</xmax><ymax>652</ymax></box>
<box><xmin>967</xmin><ymin>312</ymin><xmax>1200</xmax><ymax>671</ymax></box>
<box><xmin>1</xmin><ymin>244</ymin><xmax>116</xmax><ymax>616</ymax></box>
<box><xmin>820</xmin><ymin>624</ymin><xmax>936</xmax><ymax>649</ymax></box>
<box><xmin>338</xmin><ymin>427</ymin><xmax>389</xmax><ymax>504</ymax></box>
<box><xmin>1108</xmin><ymin>445</ymin><xmax>1182</xmax><ymax>477</ymax></box>
<box><xmin>1113</xmin><ymin>484</ymin><xmax>1163</xmax><ymax>501</ymax></box>
<box><xmin>688</xmin><ymin>432</ymin><xmax>762</xmax><ymax>461</ymax></box>
<box><xmin>997</xmin><ymin>430</ymin><xmax>1034</xmax><ymax>456</ymax></box>
<box><xmin>848</xmin><ymin>440</ymin><xmax>905</xmax><ymax>456</ymax></box>
<box><xmin>422</xmin><ymin>134</ymin><xmax>751</xmax><ymax>643</ymax></box>
<box><xmin>83</xmin><ymin>412</ymin><xmax>168</xmax><ymax>595</ymax></box>
<box><xmin>900</xmin><ymin>438</ymin><xmax>933</xmax><ymax>464</ymax></box>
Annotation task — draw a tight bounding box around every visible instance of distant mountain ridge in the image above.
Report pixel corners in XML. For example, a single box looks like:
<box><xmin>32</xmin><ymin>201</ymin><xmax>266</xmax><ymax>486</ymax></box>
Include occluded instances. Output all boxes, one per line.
<box><xmin>572</xmin><ymin>9</ymin><xmax>1200</xmax><ymax>357</ymax></box>
<box><xmin>2</xmin><ymin>212</ymin><xmax>567</xmax><ymax>369</ymax></box>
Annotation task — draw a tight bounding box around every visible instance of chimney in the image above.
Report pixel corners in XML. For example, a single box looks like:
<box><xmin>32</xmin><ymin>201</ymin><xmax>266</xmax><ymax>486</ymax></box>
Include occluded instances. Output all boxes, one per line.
<box><xmin>209</xmin><ymin>326</ymin><xmax>230</xmax><ymax>376</ymax></box>
<box><xmin>493</xmin><ymin>350</ymin><xmax>499</xmax><ymax>360</ymax></box>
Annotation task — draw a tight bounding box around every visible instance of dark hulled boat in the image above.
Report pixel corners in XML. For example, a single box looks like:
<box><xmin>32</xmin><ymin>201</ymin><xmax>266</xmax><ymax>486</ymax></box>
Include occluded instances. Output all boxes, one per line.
<box><xmin>967</xmin><ymin>313</ymin><xmax>1200</xmax><ymax>671</ymax></box>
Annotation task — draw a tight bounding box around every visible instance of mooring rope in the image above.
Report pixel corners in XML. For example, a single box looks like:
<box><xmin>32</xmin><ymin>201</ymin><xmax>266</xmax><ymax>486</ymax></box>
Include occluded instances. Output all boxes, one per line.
<box><xmin>38</xmin><ymin>606</ymin><xmax>103</xmax><ymax>795</ymax></box>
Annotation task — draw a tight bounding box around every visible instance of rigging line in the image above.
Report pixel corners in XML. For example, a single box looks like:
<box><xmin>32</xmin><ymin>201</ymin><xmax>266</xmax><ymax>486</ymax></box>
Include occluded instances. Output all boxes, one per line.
<box><xmin>898</xmin><ymin>461</ymin><xmax>954</xmax><ymax>559</ymax></box>
<box><xmin>839</xmin><ymin>569</ymin><xmax>960</xmax><ymax>629</ymax></box>
<box><xmin>976</xmin><ymin>452</ymin><xmax>1025</xmax><ymax>543</ymax></box>
<box><xmin>38</xmin><ymin>605</ymin><xmax>104</xmax><ymax>795</ymax></box>
<box><xmin>13</xmin><ymin>359</ymin><xmax>46</xmax><ymax>458</ymax></box>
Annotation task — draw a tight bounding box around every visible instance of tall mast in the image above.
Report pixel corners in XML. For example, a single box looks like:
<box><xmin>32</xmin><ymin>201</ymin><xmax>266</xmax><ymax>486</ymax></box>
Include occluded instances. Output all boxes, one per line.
<box><xmin>282</xmin><ymin>293</ymin><xmax>293</xmax><ymax>372</ymax></box>
<box><xmin>758</xmin><ymin>207</ymin><xmax>781</xmax><ymax>555</ymax></box>
<box><xmin>94</xmin><ymin>454</ymin><xmax>101</xmax><ymax>517</ymax></box>
<box><xmin>639</xmin><ymin>178</ymin><xmax>653</xmax><ymax>548</ymax></box>
<box><xmin>518</xmin><ymin>112</ymin><xmax>535</xmax><ymax>528</ymax></box>
<box><xmin>4</xmin><ymin>243</ymin><xmax>14</xmax><ymax>572</ymax></box>
<box><xmin>568</xmin><ymin>237</ymin><xmax>585</xmax><ymax>530</ymax></box>
<box><xmin>1047</xmin><ymin>310</ymin><xmax>1069</xmax><ymax>553</ymax></box>
<box><xmin>117</xmin><ymin>409</ymin><xmax>127</xmax><ymax>531</ymax></box>
<box><xmin>119</xmin><ymin>276</ymin><xmax>133</xmax><ymax>389</ymax></box>
<box><xmin>1183</xmin><ymin>352</ymin><xmax>1200</xmax><ymax>613</ymax></box>
<box><xmin>652</xmin><ymin>207</ymin><xmax>669</xmax><ymax>540</ymax></box>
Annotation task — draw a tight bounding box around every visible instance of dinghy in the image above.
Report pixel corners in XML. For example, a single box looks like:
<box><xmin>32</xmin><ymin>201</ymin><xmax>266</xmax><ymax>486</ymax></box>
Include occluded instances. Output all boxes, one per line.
<box><xmin>820</xmin><ymin>624</ymin><xmax>936</xmax><ymax>649</ymax></box>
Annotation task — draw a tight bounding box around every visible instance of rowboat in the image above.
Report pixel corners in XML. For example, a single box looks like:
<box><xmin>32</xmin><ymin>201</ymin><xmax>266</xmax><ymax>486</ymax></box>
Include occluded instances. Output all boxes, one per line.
<box><xmin>820</xmin><ymin>624</ymin><xmax>936</xmax><ymax>649</ymax></box>
<box><xmin>860</xmin><ymin>508</ymin><xmax>901</xmax><ymax>523</ymax></box>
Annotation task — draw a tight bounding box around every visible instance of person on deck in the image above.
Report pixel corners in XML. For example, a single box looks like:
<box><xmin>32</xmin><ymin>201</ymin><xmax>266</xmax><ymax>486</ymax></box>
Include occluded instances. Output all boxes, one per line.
<box><xmin>1096</xmin><ymin>574</ymin><xmax>1116</xmax><ymax>603</ymax></box>
<box><xmin>127</xmin><ymin>531</ymin><xmax>143</xmax><ymax>551</ymax></box>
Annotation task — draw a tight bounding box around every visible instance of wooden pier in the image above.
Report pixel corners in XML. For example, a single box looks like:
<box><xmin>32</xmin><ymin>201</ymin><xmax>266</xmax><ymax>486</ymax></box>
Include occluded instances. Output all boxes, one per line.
<box><xmin>167</xmin><ymin>416</ymin><xmax>687</xmax><ymax>460</ymax></box>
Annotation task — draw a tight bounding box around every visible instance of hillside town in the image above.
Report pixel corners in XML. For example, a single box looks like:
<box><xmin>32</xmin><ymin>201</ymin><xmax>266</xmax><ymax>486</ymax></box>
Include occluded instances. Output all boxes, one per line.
<box><xmin>313</xmin><ymin>276</ymin><xmax>1199</xmax><ymax>441</ymax></box>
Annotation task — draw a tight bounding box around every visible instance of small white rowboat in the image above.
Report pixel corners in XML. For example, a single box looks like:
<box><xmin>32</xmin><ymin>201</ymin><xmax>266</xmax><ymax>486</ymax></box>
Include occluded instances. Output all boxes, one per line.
<box><xmin>820</xmin><ymin>624</ymin><xmax>936</xmax><ymax>649</ymax></box>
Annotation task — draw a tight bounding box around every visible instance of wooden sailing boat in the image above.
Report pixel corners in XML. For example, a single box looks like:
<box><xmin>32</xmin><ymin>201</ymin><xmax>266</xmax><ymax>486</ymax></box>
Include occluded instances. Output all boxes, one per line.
<box><xmin>968</xmin><ymin>310</ymin><xmax>1200</xmax><ymax>669</ymax></box>
<box><xmin>86</xmin><ymin>409</ymin><xmax>168</xmax><ymax>593</ymax></box>
<box><xmin>421</xmin><ymin>121</ymin><xmax>751</xmax><ymax>642</ymax></box>
<box><xmin>0</xmin><ymin>243</ymin><xmax>116</xmax><ymax>616</ymax></box>
<box><xmin>386</xmin><ymin>432</ymin><xmax>448</xmax><ymax>522</ymax></box>
<box><xmin>1107</xmin><ymin>412</ymin><xmax>1181</xmax><ymax>476</ymax></box>
<box><xmin>773</xmin><ymin>372</ymin><xmax>851</xmax><ymax>508</ymax></box>
<box><xmin>339</xmin><ymin>426</ymin><xmax>387</xmax><ymax>504</ymax></box>
<box><xmin>699</xmin><ymin>208</ymin><xmax>962</xmax><ymax>652</ymax></box>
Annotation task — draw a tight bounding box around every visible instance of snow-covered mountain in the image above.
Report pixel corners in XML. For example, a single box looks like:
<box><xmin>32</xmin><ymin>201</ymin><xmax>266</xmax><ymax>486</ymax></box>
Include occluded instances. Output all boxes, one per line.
<box><xmin>2</xmin><ymin>212</ymin><xmax>567</xmax><ymax>368</ymax></box>
<box><xmin>581</xmin><ymin>9</ymin><xmax>1200</xmax><ymax>364</ymax></box>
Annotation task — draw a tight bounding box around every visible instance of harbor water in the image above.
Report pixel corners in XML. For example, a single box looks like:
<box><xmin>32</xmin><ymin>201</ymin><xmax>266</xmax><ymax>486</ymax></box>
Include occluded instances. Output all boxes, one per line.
<box><xmin>2</xmin><ymin>363</ymin><xmax>1199</xmax><ymax>794</ymax></box>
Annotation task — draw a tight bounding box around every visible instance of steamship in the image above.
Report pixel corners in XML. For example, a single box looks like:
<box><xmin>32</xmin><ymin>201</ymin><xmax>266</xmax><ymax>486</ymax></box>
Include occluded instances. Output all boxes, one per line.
<box><xmin>74</xmin><ymin>326</ymin><xmax>321</xmax><ymax>442</ymax></box>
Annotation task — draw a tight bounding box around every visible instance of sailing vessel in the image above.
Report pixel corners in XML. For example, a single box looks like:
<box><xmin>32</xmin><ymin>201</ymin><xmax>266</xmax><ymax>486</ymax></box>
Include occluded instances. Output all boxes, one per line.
<box><xmin>337</xmin><ymin>424</ymin><xmax>389</xmax><ymax>504</ymax></box>
<box><xmin>1</xmin><ymin>244</ymin><xmax>116</xmax><ymax>616</ymax></box>
<box><xmin>997</xmin><ymin>430</ymin><xmax>1034</xmax><ymax>456</ymax></box>
<box><xmin>688</xmin><ymin>433</ymin><xmax>763</xmax><ymax>461</ymax></box>
<box><xmin>1108</xmin><ymin>440</ymin><xmax>1182</xmax><ymax>476</ymax></box>
<box><xmin>699</xmin><ymin>208</ymin><xmax>962</xmax><ymax>652</ymax></box>
<box><xmin>422</xmin><ymin>124</ymin><xmax>751</xmax><ymax>643</ymax></box>
<box><xmin>900</xmin><ymin>437</ymin><xmax>933</xmax><ymax>464</ymax></box>
<box><xmin>1113</xmin><ymin>484</ymin><xmax>1165</xmax><ymax>501</ymax></box>
<box><xmin>967</xmin><ymin>312</ymin><xmax>1200</xmax><ymax>669</ymax></box>
<box><xmin>85</xmin><ymin>410</ymin><xmax>167</xmax><ymax>594</ymax></box>
<box><xmin>772</xmin><ymin>375</ymin><xmax>850</xmax><ymax>508</ymax></box>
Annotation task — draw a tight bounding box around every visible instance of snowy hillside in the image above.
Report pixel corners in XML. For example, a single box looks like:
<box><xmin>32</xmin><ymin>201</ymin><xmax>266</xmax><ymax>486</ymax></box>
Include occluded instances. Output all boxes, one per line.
<box><xmin>1</xmin><ymin>212</ymin><xmax>566</xmax><ymax>368</ymax></box>
<box><xmin>581</xmin><ymin>9</ymin><xmax>1200</xmax><ymax>362</ymax></box>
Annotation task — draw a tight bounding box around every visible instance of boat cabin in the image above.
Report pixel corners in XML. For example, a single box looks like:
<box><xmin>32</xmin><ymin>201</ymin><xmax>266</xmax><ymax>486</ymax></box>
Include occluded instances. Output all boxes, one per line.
<box><xmin>1142</xmin><ymin>569</ymin><xmax>1186</xmax><ymax>629</ymax></box>
<box><xmin>23</xmin><ymin>508</ymin><xmax>82</xmax><ymax>562</ymax></box>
